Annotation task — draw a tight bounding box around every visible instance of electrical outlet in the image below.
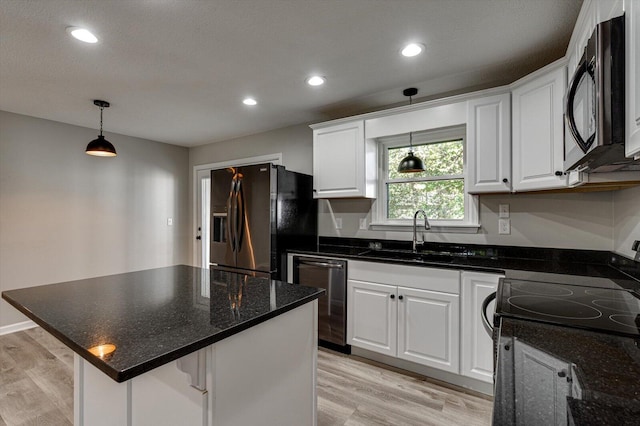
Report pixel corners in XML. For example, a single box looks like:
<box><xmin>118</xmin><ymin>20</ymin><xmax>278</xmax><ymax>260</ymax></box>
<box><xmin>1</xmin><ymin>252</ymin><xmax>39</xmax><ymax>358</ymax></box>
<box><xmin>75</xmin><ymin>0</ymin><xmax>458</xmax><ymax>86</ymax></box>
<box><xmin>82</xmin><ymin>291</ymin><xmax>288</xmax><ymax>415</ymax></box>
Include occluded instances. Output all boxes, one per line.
<box><xmin>498</xmin><ymin>218</ymin><xmax>511</xmax><ymax>235</ymax></box>
<box><xmin>167</xmin><ymin>218</ymin><xmax>173</xmax><ymax>226</ymax></box>
<box><xmin>499</xmin><ymin>204</ymin><xmax>510</xmax><ymax>218</ymax></box>
<box><xmin>359</xmin><ymin>218</ymin><xmax>367</xmax><ymax>230</ymax></box>
<box><xmin>335</xmin><ymin>217</ymin><xmax>342</xmax><ymax>230</ymax></box>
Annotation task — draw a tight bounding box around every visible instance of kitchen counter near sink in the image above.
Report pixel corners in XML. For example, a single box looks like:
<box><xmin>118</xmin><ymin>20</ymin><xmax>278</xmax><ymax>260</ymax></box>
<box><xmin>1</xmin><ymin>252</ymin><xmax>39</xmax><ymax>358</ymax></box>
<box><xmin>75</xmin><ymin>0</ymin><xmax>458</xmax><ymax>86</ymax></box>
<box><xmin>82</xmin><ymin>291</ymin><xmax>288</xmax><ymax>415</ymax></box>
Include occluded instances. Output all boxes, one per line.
<box><xmin>290</xmin><ymin>237</ymin><xmax>640</xmax><ymax>292</ymax></box>
<box><xmin>2</xmin><ymin>265</ymin><xmax>324</xmax><ymax>425</ymax></box>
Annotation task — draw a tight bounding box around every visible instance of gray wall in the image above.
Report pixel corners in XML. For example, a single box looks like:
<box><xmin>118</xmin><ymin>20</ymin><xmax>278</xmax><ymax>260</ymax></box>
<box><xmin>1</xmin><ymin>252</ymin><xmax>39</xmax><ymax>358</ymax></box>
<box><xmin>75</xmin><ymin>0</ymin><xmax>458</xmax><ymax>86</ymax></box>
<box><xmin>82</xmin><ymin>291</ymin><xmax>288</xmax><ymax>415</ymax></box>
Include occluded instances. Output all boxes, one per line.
<box><xmin>0</xmin><ymin>111</ymin><xmax>190</xmax><ymax>328</ymax></box>
<box><xmin>613</xmin><ymin>185</ymin><xmax>640</xmax><ymax>258</ymax></box>
<box><xmin>189</xmin><ymin>123</ymin><xmax>639</xmax><ymax>258</ymax></box>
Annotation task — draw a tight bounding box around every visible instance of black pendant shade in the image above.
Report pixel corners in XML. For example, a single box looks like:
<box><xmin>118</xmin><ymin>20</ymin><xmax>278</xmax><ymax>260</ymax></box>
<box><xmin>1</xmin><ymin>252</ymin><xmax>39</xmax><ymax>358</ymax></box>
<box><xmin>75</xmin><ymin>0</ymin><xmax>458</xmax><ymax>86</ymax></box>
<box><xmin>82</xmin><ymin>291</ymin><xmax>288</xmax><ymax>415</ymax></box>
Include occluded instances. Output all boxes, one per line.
<box><xmin>397</xmin><ymin>151</ymin><xmax>426</xmax><ymax>173</ymax></box>
<box><xmin>86</xmin><ymin>135</ymin><xmax>117</xmax><ymax>157</ymax></box>
<box><xmin>397</xmin><ymin>88</ymin><xmax>426</xmax><ymax>173</ymax></box>
<box><xmin>86</xmin><ymin>100</ymin><xmax>117</xmax><ymax>157</ymax></box>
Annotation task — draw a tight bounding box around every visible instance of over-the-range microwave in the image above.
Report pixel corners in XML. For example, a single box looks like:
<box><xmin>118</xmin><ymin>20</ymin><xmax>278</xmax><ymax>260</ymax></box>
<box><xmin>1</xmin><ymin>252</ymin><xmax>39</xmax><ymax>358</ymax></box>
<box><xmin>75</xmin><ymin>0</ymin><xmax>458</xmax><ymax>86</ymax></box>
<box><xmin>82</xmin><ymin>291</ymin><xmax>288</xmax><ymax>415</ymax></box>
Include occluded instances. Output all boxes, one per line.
<box><xmin>564</xmin><ymin>15</ymin><xmax>638</xmax><ymax>173</ymax></box>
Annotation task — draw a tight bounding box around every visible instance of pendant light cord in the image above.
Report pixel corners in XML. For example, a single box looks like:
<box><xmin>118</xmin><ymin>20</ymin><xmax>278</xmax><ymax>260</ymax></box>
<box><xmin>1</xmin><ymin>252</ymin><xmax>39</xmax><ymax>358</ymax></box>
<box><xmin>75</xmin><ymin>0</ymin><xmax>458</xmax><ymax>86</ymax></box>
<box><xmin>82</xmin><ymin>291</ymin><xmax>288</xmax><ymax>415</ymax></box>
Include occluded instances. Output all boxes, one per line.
<box><xmin>99</xmin><ymin>106</ymin><xmax>104</xmax><ymax>137</ymax></box>
<box><xmin>408</xmin><ymin>94</ymin><xmax>413</xmax><ymax>151</ymax></box>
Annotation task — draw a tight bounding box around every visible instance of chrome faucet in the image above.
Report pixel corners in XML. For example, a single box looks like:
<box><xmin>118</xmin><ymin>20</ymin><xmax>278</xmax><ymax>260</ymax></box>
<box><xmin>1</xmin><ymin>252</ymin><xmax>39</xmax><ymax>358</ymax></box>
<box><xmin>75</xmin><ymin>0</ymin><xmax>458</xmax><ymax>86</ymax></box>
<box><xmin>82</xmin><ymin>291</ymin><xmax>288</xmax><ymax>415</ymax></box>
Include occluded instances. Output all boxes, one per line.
<box><xmin>413</xmin><ymin>210</ymin><xmax>431</xmax><ymax>253</ymax></box>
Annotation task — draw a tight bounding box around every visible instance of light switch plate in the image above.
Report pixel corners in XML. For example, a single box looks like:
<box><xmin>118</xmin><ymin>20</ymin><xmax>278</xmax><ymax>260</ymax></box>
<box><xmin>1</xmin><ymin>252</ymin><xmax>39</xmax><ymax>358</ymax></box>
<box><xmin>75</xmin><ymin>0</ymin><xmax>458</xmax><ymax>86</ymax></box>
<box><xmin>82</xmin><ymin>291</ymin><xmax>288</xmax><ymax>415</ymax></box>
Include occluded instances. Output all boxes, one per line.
<box><xmin>167</xmin><ymin>218</ymin><xmax>173</xmax><ymax>226</ymax></box>
<box><xmin>359</xmin><ymin>218</ymin><xmax>367</xmax><ymax>230</ymax></box>
<box><xmin>335</xmin><ymin>217</ymin><xmax>342</xmax><ymax>229</ymax></box>
<box><xmin>499</xmin><ymin>204</ymin><xmax>510</xmax><ymax>218</ymax></box>
<box><xmin>498</xmin><ymin>218</ymin><xmax>511</xmax><ymax>235</ymax></box>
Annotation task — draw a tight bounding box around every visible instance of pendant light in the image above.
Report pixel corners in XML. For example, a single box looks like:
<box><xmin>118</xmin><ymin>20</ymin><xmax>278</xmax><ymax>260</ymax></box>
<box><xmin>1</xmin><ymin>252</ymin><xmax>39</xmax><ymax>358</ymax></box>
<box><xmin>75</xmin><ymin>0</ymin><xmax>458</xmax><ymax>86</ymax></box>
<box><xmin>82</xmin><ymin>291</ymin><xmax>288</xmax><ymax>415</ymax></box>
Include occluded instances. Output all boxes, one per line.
<box><xmin>86</xmin><ymin>100</ymin><xmax>117</xmax><ymax>157</ymax></box>
<box><xmin>397</xmin><ymin>88</ymin><xmax>425</xmax><ymax>173</ymax></box>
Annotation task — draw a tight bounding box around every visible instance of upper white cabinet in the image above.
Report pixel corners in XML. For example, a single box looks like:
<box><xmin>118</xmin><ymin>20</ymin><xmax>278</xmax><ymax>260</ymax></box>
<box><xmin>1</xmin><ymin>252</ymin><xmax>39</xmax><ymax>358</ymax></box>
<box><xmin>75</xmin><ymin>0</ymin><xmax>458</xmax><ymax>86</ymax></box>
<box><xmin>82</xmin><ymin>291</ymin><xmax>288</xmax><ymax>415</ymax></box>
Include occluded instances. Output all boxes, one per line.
<box><xmin>511</xmin><ymin>61</ymin><xmax>568</xmax><ymax>192</ymax></box>
<box><xmin>466</xmin><ymin>93</ymin><xmax>512</xmax><ymax>193</ymax></box>
<box><xmin>627</xmin><ymin>0</ymin><xmax>640</xmax><ymax>158</ymax></box>
<box><xmin>311</xmin><ymin>120</ymin><xmax>376</xmax><ymax>198</ymax></box>
<box><xmin>460</xmin><ymin>271</ymin><xmax>502</xmax><ymax>384</ymax></box>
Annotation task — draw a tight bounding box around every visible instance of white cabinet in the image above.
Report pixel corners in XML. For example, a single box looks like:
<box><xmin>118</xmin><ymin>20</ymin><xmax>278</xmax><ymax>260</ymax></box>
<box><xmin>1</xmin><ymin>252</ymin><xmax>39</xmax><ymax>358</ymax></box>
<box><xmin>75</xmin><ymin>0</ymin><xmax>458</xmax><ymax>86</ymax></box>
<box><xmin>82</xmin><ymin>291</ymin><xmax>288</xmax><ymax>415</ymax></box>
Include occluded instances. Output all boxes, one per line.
<box><xmin>466</xmin><ymin>93</ymin><xmax>512</xmax><ymax>193</ymax></box>
<box><xmin>311</xmin><ymin>120</ymin><xmax>377</xmax><ymax>198</ymax></box>
<box><xmin>347</xmin><ymin>261</ymin><xmax>460</xmax><ymax>373</ymax></box>
<box><xmin>348</xmin><ymin>279</ymin><xmax>397</xmax><ymax>356</ymax></box>
<box><xmin>511</xmin><ymin>61</ymin><xmax>568</xmax><ymax>192</ymax></box>
<box><xmin>397</xmin><ymin>286</ymin><xmax>460</xmax><ymax>373</ymax></box>
<box><xmin>460</xmin><ymin>271</ymin><xmax>502</xmax><ymax>383</ymax></box>
<box><xmin>627</xmin><ymin>0</ymin><xmax>640</xmax><ymax>158</ymax></box>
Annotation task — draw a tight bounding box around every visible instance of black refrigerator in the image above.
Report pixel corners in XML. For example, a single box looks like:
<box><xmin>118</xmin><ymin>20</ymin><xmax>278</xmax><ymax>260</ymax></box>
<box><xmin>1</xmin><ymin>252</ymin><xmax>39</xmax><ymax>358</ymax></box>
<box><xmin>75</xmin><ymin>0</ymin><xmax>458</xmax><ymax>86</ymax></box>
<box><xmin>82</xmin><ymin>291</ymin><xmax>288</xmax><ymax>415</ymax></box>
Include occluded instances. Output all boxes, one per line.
<box><xmin>210</xmin><ymin>163</ymin><xmax>317</xmax><ymax>280</ymax></box>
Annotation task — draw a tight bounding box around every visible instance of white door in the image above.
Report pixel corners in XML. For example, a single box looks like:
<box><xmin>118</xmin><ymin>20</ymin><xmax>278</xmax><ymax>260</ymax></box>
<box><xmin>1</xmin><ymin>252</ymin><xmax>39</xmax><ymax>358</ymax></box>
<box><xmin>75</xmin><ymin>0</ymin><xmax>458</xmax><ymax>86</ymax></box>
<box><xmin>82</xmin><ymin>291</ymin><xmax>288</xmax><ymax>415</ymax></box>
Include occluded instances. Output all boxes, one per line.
<box><xmin>347</xmin><ymin>279</ymin><xmax>397</xmax><ymax>356</ymax></box>
<box><xmin>312</xmin><ymin>121</ymin><xmax>366</xmax><ymax>198</ymax></box>
<box><xmin>460</xmin><ymin>272</ymin><xmax>502</xmax><ymax>383</ymax></box>
<box><xmin>195</xmin><ymin>168</ymin><xmax>211</xmax><ymax>269</ymax></box>
<box><xmin>466</xmin><ymin>93</ymin><xmax>512</xmax><ymax>193</ymax></box>
<box><xmin>512</xmin><ymin>63</ymin><xmax>568</xmax><ymax>191</ymax></box>
<box><xmin>397</xmin><ymin>286</ymin><xmax>460</xmax><ymax>373</ymax></box>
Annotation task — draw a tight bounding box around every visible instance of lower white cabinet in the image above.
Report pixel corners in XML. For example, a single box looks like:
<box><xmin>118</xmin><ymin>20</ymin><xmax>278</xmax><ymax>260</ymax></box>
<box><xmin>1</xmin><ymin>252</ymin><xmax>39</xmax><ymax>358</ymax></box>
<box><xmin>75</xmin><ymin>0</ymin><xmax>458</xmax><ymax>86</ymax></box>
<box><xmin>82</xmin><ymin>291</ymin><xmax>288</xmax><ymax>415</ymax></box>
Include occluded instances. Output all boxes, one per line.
<box><xmin>348</xmin><ymin>280</ymin><xmax>397</xmax><ymax>356</ymax></box>
<box><xmin>397</xmin><ymin>286</ymin><xmax>460</xmax><ymax>372</ymax></box>
<box><xmin>460</xmin><ymin>271</ymin><xmax>502</xmax><ymax>383</ymax></box>
<box><xmin>347</xmin><ymin>261</ymin><xmax>460</xmax><ymax>374</ymax></box>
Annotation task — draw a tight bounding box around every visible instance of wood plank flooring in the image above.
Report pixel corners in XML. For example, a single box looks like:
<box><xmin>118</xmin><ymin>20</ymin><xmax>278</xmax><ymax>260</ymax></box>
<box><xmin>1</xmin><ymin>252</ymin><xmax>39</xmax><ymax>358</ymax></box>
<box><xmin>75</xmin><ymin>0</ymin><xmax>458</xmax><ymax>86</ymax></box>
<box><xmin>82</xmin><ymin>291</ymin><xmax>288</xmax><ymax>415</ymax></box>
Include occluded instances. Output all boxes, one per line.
<box><xmin>0</xmin><ymin>328</ymin><xmax>492</xmax><ymax>425</ymax></box>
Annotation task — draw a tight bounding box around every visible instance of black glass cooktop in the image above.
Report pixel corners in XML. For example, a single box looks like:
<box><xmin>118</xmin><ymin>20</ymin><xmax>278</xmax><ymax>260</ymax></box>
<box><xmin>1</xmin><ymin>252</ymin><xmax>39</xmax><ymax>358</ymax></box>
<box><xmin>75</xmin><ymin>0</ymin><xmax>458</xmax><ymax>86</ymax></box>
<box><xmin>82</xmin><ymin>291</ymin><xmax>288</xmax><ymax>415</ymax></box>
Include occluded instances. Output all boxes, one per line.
<box><xmin>497</xmin><ymin>279</ymin><xmax>640</xmax><ymax>337</ymax></box>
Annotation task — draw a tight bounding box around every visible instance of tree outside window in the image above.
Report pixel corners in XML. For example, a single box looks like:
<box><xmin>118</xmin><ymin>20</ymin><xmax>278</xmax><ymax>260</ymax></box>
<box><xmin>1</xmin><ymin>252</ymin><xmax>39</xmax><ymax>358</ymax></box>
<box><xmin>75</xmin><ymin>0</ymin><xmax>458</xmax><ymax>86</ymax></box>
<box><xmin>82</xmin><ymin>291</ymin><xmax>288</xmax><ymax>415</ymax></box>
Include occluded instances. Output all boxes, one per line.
<box><xmin>386</xmin><ymin>139</ymin><xmax>465</xmax><ymax>221</ymax></box>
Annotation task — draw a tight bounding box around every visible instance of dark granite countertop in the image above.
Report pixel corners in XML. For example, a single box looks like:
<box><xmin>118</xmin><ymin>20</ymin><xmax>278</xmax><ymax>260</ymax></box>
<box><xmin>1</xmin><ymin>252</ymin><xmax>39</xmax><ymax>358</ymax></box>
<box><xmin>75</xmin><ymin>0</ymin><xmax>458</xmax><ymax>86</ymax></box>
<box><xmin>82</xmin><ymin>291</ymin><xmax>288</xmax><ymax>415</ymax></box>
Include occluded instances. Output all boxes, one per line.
<box><xmin>497</xmin><ymin>318</ymin><xmax>640</xmax><ymax>425</ymax></box>
<box><xmin>1</xmin><ymin>265</ymin><xmax>324</xmax><ymax>382</ymax></box>
<box><xmin>290</xmin><ymin>237</ymin><xmax>640</xmax><ymax>291</ymax></box>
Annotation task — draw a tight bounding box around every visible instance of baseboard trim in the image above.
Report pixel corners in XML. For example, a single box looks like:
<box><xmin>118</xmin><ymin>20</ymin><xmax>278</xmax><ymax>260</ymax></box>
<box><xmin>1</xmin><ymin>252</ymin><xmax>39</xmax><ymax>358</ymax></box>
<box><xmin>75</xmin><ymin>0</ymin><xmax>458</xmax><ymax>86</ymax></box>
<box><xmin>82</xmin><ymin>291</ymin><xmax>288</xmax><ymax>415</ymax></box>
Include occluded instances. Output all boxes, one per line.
<box><xmin>0</xmin><ymin>320</ymin><xmax>37</xmax><ymax>336</ymax></box>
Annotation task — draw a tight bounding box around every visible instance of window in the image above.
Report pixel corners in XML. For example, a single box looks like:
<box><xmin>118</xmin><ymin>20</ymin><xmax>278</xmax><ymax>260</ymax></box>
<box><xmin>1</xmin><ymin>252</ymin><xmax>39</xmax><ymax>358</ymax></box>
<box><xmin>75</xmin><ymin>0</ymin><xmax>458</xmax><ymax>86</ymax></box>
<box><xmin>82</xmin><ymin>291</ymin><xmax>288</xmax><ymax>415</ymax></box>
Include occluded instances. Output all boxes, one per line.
<box><xmin>374</xmin><ymin>126</ymin><xmax>479</xmax><ymax>231</ymax></box>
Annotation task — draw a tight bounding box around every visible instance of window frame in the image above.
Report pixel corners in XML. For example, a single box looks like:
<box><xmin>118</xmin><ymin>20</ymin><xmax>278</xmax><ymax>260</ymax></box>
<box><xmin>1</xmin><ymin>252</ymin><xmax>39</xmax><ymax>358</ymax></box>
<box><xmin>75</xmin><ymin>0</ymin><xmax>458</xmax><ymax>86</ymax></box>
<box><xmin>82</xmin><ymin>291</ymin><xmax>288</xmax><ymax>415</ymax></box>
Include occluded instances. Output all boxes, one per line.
<box><xmin>372</xmin><ymin>126</ymin><xmax>480</xmax><ymax>232</ymax></box>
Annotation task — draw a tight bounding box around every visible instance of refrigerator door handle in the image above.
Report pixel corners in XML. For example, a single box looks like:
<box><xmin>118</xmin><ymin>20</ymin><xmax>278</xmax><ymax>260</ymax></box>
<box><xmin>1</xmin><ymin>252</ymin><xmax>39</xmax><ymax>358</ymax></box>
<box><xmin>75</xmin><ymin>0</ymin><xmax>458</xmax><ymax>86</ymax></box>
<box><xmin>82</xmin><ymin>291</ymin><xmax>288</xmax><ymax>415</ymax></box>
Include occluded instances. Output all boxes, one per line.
<box><xmin>227</xmin><ymin>180</ymin><xmax>237</xmax><ymax>254</ymax></box>
<box><xmin>235</xmin><ymin>177</ymin><xmax>245</xmax><ymax>251</ymax></box>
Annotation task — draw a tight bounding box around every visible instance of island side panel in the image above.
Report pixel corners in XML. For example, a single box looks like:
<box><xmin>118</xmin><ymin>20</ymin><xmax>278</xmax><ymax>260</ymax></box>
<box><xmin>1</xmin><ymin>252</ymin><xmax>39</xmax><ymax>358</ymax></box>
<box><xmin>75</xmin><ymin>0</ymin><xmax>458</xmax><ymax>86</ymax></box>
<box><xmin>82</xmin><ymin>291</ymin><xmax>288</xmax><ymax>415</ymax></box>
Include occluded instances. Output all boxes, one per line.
<box><xmin>210</xmin><ymin>301</ymin><xmax>318</xmax><ymax>426</ymax></box>
<box><xmin>74</xmin><ymin>300</ymin><xmax>318</xmax><ymax>426</ymax></box>
<box><xmin>74</xmin><ymin>354</ymin><xmax>129</xmax><ymax>426</ymax></box>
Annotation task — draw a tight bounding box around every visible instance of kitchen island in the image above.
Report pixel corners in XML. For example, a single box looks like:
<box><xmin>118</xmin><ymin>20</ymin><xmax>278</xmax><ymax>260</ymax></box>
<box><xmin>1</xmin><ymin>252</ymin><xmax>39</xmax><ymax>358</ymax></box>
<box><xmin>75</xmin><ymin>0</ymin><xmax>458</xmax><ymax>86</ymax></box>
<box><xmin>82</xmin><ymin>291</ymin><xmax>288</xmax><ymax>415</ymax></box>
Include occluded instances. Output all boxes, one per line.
<box><xmin>2</xmin><ymin>265</ymin><xmax>324</xmax><ymax>426</ymax></box>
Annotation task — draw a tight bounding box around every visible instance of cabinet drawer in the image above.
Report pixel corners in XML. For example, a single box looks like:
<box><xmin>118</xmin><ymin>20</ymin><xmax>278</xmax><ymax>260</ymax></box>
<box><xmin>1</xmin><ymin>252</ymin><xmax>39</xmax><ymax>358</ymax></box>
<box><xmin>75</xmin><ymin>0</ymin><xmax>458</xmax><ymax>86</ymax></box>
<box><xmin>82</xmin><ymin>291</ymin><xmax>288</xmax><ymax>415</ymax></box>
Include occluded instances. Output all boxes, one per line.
<box><xmin>348</xmin><ymin>261</ymin><xmax>460</xmax><ymax>294</ymax></box>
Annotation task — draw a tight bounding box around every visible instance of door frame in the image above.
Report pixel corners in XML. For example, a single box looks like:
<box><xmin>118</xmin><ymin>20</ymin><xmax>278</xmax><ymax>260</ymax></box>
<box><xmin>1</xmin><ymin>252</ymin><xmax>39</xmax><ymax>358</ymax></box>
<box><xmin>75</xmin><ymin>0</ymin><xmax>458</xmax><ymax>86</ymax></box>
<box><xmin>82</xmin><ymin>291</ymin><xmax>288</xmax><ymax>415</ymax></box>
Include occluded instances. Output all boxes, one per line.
<box><xmin>192</xmin><ymin>153</ymin><xmax>283</xmax><ymax>268</ymax></box>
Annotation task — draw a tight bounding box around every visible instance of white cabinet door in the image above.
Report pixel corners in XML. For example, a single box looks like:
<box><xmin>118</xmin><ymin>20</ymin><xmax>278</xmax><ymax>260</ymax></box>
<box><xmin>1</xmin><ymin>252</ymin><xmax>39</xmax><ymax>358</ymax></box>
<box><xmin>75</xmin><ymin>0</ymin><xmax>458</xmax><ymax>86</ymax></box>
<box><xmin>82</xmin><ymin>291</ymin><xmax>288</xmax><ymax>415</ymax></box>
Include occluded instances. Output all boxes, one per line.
<box><xmin>627</xmin><ymin>0</ymin><xmax>640</xmax><ymax>158</ymax></box>
<box><xmin>347</xmin><ymin>279</ymin><xmax>397</xmax><ymax>356</ymax></box>
<box><xmin>460</xmin><ymin>272</ymin><xmax>502</xmax><ymax>383</ymax></box>
<box><xmin>467</xmin><ymin>93</ymin><xmax>512</xmax><ymax>193</ymax></box>
<box><xmin>397</xmin><ymin>286</ymin><xmax>460</xmax><ymax>373</ymax></box>
<box><xmin>512</xmin><ymin>63</ymin><xmax>568</xmax><ymax>192</ymax></box>
<box><xmin>514</xmin><ymin>340</ymin><xmax>572</xmax><ymax>426</ymax></box>
<box><xmin>312</xmin><ymin>120</ymin><xmax>376</xmax><ymax>198</ymax></box>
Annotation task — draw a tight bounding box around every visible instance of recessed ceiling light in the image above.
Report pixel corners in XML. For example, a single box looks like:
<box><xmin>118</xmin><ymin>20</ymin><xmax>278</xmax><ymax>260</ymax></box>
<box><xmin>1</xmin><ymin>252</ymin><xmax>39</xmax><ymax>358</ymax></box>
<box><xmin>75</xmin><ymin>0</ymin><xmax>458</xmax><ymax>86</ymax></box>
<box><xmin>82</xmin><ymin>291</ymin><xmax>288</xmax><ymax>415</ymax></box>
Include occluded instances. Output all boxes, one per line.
<box><xmin>243</xmin><ymin>98</ymin><xmax>257</xmax><ymax>106</ymax></box>
<box><xmin>401</xmin><ymin>43</ymin><xmax>424</xmax><ymax>57</ymax></box>
<box><xmin>66</xmin><ymin>27</ymin><xmax>98</xmax><ymax>44</ymax></box>
<box><xmin>306</xmin><ymin>76</ymin><xmax>326</xmax><ymax>86</ymax></box>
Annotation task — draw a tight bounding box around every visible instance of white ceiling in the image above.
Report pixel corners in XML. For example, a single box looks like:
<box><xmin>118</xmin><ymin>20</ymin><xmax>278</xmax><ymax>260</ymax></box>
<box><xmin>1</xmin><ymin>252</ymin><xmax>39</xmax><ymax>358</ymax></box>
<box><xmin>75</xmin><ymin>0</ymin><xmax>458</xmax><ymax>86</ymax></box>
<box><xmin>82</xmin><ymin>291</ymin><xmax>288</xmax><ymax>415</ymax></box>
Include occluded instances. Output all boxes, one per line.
<box><xmin>0</xmin><ymin>0</ymin><xmax>582</xmax><ymax>147</ymax></box>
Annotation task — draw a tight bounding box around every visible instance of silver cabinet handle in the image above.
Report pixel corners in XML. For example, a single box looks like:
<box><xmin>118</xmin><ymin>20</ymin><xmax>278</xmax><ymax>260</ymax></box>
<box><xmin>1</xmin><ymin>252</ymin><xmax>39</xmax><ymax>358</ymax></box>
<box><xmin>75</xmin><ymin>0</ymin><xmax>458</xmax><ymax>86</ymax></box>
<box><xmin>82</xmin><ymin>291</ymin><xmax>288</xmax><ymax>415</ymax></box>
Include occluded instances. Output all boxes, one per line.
<box><xmin>297</xmin><ymin>260</ymin><xmax>344</xmax><ymax>269</ymax></box>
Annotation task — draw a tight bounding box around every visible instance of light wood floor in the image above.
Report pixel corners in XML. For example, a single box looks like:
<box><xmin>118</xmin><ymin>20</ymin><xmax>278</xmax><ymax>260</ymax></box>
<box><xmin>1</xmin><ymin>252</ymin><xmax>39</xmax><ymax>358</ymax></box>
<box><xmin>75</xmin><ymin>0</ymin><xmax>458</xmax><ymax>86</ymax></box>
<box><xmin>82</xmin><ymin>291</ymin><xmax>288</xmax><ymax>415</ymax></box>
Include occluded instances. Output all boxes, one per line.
<box><xmin>0</xmin><ymin>328</ymin><xmax>492</xmax><ymax>425</ymax></box>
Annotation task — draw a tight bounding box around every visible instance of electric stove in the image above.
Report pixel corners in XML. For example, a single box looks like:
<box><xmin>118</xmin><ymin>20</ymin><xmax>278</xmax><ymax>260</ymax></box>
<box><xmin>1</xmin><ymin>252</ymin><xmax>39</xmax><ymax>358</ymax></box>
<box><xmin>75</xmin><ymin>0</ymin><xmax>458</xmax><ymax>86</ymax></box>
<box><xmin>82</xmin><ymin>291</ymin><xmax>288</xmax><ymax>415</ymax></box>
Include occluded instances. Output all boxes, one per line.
<box><xmin>496</xmin><ymin>278</ymin><xmax>640</xmax><ymax>338</ymax></box>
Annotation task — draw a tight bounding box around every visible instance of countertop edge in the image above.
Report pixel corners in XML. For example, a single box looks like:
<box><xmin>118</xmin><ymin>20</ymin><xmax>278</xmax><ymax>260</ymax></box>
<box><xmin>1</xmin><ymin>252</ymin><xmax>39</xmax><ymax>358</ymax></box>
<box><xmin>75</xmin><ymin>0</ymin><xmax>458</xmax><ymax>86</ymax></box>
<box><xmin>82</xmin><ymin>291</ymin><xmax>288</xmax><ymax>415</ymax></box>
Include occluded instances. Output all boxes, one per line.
<box><xmin>3</xmin><ymin>288</ymin><xmax>323</xmax><ymax>383</ymax></box>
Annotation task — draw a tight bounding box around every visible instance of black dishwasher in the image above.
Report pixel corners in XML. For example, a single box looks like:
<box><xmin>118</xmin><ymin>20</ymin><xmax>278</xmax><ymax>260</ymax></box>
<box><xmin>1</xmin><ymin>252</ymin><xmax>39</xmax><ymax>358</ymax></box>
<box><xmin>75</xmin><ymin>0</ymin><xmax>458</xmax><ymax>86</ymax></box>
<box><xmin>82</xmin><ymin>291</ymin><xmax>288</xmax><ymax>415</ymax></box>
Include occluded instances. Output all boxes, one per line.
<box><xmin>292</xmin><ymin>256</ymin><xmax>349</xmax><ymax>353</ymax></box>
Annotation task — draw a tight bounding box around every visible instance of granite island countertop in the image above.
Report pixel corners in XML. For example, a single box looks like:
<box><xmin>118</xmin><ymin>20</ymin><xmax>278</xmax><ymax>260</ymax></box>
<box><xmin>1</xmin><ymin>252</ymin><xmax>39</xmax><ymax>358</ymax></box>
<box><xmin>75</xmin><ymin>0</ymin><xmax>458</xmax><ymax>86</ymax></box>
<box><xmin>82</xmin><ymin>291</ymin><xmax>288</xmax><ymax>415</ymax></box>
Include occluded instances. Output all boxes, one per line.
<box><xmin>1</xmin><ymin>265</ymin><xmax>324</xmax><ymax>382</ymax></box>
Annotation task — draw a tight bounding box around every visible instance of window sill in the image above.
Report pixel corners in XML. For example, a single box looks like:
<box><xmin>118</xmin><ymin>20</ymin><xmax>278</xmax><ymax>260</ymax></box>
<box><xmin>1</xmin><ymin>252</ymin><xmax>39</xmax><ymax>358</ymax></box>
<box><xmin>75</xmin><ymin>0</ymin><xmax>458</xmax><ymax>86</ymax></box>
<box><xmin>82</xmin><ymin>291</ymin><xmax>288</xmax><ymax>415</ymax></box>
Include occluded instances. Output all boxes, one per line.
<box><xmin>369</xmin><ymin>222</ymin><xmax>481</xmax><ymax>234</ymax></box>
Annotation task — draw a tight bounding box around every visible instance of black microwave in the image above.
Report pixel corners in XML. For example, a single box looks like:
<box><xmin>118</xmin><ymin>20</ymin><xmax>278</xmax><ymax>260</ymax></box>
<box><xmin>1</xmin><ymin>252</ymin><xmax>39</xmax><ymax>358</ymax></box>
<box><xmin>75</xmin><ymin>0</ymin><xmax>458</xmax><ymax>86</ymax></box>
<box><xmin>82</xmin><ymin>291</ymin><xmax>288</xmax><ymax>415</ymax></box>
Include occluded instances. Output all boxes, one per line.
<box><xmin>564</xmin><ymin>15</ymin><xmax>631</xmax><ymax>173</ymax></box>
